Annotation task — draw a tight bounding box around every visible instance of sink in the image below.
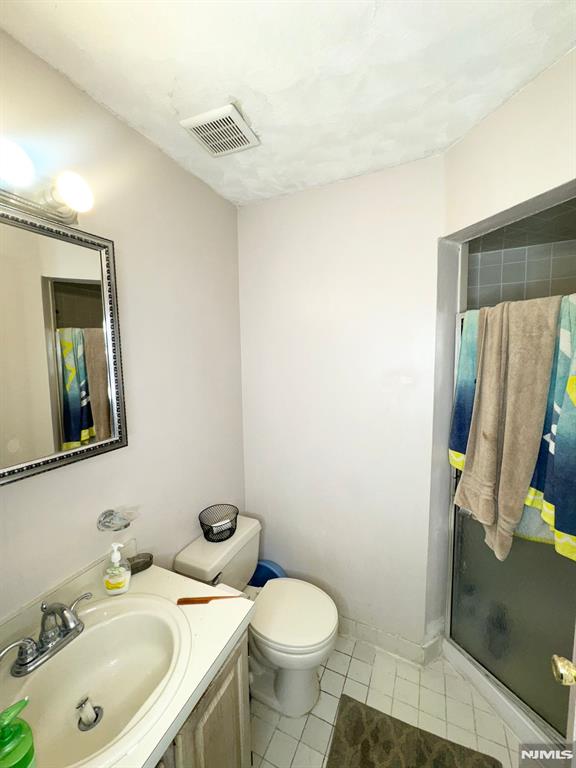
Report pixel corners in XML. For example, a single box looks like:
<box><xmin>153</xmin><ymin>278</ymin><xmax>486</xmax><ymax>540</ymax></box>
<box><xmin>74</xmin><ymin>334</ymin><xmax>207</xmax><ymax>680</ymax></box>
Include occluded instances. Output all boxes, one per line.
<box><xmin>1</xmin><ymin>594</ymin><xmax>191</xmax><ymax>768</ymax></box>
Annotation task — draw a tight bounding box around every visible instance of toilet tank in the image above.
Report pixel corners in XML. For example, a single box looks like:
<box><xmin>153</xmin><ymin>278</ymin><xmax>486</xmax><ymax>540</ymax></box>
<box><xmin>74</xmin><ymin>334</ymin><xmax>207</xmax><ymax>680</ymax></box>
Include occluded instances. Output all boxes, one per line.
<box><xmin>174</xmin><ymin>515</ymin><xmax>261</xmax><ymax>590</ymax></box>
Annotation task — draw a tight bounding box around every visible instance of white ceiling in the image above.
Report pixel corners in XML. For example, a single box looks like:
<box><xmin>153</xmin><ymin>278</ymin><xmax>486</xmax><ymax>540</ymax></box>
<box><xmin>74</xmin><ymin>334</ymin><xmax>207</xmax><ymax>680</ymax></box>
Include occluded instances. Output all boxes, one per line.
<box><xmin>1</xmin><ymin>1</ymin><xmax>574</xmax><ymax>205</ymax></box>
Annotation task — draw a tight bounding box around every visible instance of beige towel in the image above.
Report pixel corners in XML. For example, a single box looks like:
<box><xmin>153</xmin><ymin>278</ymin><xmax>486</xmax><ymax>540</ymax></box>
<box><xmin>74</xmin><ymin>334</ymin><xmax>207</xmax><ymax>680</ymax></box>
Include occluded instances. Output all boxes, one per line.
<box><xmin>454</xmin><ymin>296</ymin><xmax>561</xmax><ymax>560</ymax></box>
<box><xmin>84</xmin><ymin>328</ymin><xmax>112</xmax><ymax>441</ymax></box>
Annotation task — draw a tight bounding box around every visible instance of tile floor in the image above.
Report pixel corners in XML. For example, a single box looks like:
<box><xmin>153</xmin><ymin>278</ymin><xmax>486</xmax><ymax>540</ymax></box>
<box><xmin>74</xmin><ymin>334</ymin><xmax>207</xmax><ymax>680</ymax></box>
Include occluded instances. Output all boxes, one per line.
<box><xmin>250</xmin><ymin>635</ymin><xmax>521</xmax><ymax>768</ymax></box>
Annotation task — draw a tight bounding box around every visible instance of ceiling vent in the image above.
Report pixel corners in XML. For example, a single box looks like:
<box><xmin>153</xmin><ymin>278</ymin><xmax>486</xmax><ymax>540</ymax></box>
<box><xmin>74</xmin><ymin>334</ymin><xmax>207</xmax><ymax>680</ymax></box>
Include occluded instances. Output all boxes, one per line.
<box><xmin>180</xmin><ymin>104</ymin><xmax>260</xmax><ymax>157</ymax></box>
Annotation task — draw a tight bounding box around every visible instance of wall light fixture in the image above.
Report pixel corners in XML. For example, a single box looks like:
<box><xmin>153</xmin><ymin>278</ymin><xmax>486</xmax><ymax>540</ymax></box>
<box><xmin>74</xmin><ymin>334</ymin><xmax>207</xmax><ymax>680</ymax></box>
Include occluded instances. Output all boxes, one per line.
<box><xmin>0</xmin><ymin>137</ymin><xmax>94</xmax><ymax>225</ymax></box>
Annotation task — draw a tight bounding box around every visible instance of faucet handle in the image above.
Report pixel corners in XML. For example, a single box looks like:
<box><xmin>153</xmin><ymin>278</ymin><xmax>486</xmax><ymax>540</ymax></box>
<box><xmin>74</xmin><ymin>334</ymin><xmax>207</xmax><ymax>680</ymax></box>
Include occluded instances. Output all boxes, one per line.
<box><xmin>0</xmin><ymin>637</ymin><xmax>38</xmax><ymax>665</ymax></box>
<box><xmin>70</xmin><ymin>593</ymin><xmax>93</xmax><ymax>615</ymax></box>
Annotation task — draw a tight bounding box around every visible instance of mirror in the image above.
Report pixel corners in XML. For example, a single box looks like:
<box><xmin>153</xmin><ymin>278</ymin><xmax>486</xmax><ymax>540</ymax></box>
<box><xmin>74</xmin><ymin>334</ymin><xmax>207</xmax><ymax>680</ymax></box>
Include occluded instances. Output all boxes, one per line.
<box><xmin>0</xmin><ymin>204</ymin><xmax>127</xmax><ymax>484</ymax></box>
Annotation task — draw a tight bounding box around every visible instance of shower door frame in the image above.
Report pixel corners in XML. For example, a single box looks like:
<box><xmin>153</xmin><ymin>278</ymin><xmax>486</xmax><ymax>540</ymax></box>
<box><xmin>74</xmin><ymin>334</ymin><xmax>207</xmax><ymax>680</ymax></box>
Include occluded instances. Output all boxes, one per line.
<box><xmin>439</xmin><ymin>179</ymin><xmax>576</xmax><ymax>747</ymax></box>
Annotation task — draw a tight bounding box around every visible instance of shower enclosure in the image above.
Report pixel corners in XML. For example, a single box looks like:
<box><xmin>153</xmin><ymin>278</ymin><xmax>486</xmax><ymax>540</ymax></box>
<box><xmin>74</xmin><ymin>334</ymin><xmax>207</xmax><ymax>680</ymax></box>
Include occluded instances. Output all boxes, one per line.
<box><xmin>447</xmin><ymin>200</ymin><xmax>576</xmax><ymax>742</ymax></box>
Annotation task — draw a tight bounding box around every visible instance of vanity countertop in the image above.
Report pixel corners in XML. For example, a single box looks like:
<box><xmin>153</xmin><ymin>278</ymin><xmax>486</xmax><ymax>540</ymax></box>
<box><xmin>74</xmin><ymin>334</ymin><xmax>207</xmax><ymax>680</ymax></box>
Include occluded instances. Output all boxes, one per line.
<box><xmin>111</xmin><ymin>565</ymin><xmax>254</xmax><ymax>768</ymax></box>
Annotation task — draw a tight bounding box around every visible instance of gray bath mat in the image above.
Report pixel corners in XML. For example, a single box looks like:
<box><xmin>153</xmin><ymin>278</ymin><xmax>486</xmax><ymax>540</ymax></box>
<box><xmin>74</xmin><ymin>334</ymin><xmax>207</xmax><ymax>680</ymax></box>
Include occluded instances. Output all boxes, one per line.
<box><xmin>326</xmin><ymin>694</ymin><xmax>502</xmax><ymax>768</ymax></box>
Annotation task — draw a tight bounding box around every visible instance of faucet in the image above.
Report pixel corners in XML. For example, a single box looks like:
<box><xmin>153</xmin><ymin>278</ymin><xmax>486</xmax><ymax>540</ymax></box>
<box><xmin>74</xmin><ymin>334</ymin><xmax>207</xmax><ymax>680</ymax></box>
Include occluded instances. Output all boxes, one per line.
<box><xmin>0</xmin><ymin>592</ymin><xmax>92</xmax><ymax>677</ymax></box>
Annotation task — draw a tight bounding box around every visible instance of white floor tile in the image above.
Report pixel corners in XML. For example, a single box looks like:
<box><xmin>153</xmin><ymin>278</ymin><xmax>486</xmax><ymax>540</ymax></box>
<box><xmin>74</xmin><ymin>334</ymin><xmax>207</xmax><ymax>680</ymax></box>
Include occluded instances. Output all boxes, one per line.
<box><xmin>264</xmin><ymin>730</ymin><xmax>299</xmax><ymax>768</ymax></box>
<box><xmin>343</xmin><ymin>678</ymin><xmax>368</xmax><ymax>703</ymax></box>
<box><xmin>253</xmin><ymin>754</ymin><xmax>263</xmax><ymax>768</ymax></box>
<box><xmin>252</xmin><ymin>716</ymin><xmax>276</xmax><ymax>757</ymax></box>
<box><xmin>391</xmin><ymin>699</ymin><xmax>418</xmax><ymax>726</ymax></box>
<box><xmin>477</xmin><ymin>737</ymin><xmax>512</xmax><ymax>768</ymax></box>
<box><xmin>446</xmin><ymin>723</ymin><xmax>477</xmax><ymax>750</ymax></box>
<box><xmin>251</xmin><ymin>644</ymin><xmax>522</xmax><ymax>768</ymax></box>
<box><xmin>352</xmin><ymin>641</ymin><xmax>376</xmax><ymax>664</ymax></box>
<box><xmin>326</xmin><ymin>650</ymin><xmax>351</xmax><ymax>675</ymax></box>
<box><xmin>312</xmin><ymin>691</ymin><xmax>340</xmax><ymax>724</ymax></box>
<box><xmin>278</xmin><ymin>714</ymin><xmax>308</xmax><ymax>740</ymax></box>
<box><xmin>320</xmin><ymin>669</ymin><xmax>345</xmax><ymax>697</ymax></box>
<box><xmin>335</xmin><ymin>635</ymin><xmax>356</xmax><ymax>656</ymax></box>
<box><xmin>291</xmin><ymin>741</ymin><xmax>324</xmax><ymax>767</ymax></box>
<box><xmin>396</xmin><ymin>660</ymin><xmax>420</xmax><ymax>684</ymax></box>
<box><xmin>504</xmin><ymin>726</ymin><xmax>521</xmax><ymax>753</ymax></box>
<box><xmin>366</xmin><ymin>688</ymin><xmax>392</xmax><ymax>714</ymax></box>
<box><xmin>420</xmin><ymin>668</ymin><xmax>445</xmax><ymax>694</ymax></box>
<box><xmin>347</xmin><ymin>658</ymin><xmax>372</xmax><ymax>685</ymax></box>
<box><xmin>373</xmin><ymin>651</ymin><xmax>397</xmax><ymax>677</ymax></box>
<box><xmin>419</xmin><ymin>687</ymin><xmax>446</xmax><ymax>720</ymax></box>
<box><xmin>425</xmin><ymin>658</ymin><xmax>444</xmax><ymax>674</ymax></box>
<box><xmin>393</xmin><ymin>677</ymin><xmax>419</xmax><ymax>708</ymax></box>
<box><xmin>472</xmin><ymin>688</ymin><xmax>493</xmax><ymax>713</ymax></box>
<box><xmin>446</xmin><ymin>698</ymin><xmax>475</xmax><ymax>732</ymax></box>
<box><xmin>301</xmin><ymin>714</ymin><xmax>333</xmax><ymax>754</ymax></box>
<box><xmin>445</xmin><ymin>675</ymin><xmax>473</xmax><ymax>704</ymax></box>
<box><xmin>252</xmin><ymin>699</ymin><xmax>281</xmax><ymax>727</ymax></box>
<box><xmin>370</xmin><ymin>665</ymin><xmax>395</xmax><ymax>696</ymax></box>
<box><xmin>474</xmin><ymin>710</ymin><xmax>507</xmax><ymax>746</ymax></box>
<box><xmin>443</xmin><ymin>660</ymin><xmax>462</xmax><ymax>678</ymax></box>
<box><xmin>418</xmin><ymin>711</ymin><xmax>446</xmax><ymax>738</ymax></box>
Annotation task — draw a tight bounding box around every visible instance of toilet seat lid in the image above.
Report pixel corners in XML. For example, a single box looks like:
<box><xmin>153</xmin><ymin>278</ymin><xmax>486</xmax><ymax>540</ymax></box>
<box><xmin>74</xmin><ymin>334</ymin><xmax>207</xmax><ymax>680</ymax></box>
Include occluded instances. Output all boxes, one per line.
<box><xmin>251</xmin><ymin>578</ymin><xmax>338</xmax><ymax>650</ymax></box>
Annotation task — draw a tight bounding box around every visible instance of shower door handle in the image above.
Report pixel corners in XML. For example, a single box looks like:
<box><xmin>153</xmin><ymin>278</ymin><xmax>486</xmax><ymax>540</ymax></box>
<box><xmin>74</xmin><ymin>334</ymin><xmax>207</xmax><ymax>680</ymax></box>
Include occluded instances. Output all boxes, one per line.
<box><xmin>551</xmin><ymin>655</ymin><xmax>576</xmax><ymax>685</ymax></box>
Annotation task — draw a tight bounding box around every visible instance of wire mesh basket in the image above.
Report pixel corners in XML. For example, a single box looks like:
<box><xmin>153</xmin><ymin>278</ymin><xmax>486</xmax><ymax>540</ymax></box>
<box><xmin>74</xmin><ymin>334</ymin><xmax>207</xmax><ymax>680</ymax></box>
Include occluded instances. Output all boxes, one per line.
<box><xmin>199</xmin><ymin>504</ymin><xmax>239</xmax><ymax>542</ymax></box>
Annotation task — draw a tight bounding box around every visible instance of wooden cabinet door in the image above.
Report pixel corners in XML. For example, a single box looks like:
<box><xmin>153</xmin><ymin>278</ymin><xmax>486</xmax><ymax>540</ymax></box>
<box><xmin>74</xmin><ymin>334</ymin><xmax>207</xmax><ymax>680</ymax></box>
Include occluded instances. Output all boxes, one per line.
<box><xmin>155</xmin><ymin>740</ymin><xmax>176</xmax><ymax>768</ymax></box>
<box><xmin>174</xmin><ymin>633</ymin><xmax>250</xmax><ymax>768</ymax></box>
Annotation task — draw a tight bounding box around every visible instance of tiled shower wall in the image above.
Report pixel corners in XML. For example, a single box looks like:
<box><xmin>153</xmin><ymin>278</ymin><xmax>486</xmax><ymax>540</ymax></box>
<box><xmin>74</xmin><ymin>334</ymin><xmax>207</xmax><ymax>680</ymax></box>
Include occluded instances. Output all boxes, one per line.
<box><xmin>467</xmin><ymin>239</ymin><xmax>576</xmax><ymax>309</ymax></box>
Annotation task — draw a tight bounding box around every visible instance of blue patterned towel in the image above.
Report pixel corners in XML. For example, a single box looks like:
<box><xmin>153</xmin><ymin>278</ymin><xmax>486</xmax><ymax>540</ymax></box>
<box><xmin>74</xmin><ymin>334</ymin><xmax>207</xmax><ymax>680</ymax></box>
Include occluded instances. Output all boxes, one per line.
<box><xmin>538</xmin><ymin>295</ymin><xmax>576</xmax><ymax>560</ymax></box>
<box><xmin>57</xmin><ymin>328</ymin><xmax>96</xmax><ymax>450</ymax></box>
<box><xmin>449</xmin><ymin>310</ymin><xmax>479</xmax><ymax>471</ymax></box>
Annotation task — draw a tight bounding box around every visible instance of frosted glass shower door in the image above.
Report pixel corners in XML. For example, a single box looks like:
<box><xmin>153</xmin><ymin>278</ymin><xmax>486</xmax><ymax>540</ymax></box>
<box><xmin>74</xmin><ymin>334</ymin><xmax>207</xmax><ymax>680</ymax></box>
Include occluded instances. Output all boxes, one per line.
<box><xmin>450</xmin><ymin>510</ymin><xmax>576</xmax><ymax>736</ymax></box>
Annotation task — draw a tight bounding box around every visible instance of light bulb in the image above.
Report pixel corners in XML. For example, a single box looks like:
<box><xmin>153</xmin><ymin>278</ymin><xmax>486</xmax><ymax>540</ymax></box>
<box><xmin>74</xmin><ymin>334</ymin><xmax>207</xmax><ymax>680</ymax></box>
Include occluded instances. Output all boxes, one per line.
<box><xmin>54</xmin><ymin>171</ymin><xmax>94</xmax><ymax>213</ymax></box>
<box><xmin>0</xmin><ymin>137</ymin><xmax>35</xmax><ymax>188</ymax></box>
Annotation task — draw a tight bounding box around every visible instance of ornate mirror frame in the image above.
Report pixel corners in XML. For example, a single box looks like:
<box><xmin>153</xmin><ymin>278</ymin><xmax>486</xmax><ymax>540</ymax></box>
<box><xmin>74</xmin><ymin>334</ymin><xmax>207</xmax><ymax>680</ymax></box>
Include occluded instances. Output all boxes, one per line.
<box><xmin>0</xmin><ymin>201</ymin><xmax>127</xmax><ymax>485</ymax></box>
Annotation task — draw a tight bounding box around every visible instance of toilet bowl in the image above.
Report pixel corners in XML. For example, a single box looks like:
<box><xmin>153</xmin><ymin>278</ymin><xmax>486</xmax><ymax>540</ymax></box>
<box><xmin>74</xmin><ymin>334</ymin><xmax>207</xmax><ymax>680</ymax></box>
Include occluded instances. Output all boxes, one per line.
<box><xmin>173</xmin><ymin>515</ymin><xmax>339</xmax><ymax>717</ymax></box>
<box><xmin>248</xmin><ymin>578</ymin><xmax>338</xmax><ymax>716</ymax></box>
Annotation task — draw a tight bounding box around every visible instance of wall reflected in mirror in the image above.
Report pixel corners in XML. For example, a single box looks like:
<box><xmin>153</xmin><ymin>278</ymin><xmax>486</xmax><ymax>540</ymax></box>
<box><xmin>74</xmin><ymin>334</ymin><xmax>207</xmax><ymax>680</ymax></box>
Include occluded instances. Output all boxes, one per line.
<box><xmin>1</xmin><ymin>222</ymin><xmax>114</xmax><ymax>470</ymax></box>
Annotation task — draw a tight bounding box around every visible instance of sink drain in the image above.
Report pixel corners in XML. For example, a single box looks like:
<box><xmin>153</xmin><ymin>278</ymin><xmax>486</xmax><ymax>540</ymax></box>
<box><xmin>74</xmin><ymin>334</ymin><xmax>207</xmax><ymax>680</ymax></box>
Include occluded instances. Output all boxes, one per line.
<box><xmin>76</xmin><ymin>697</ymin><xmax>104</xmax><ymax>731</ymax></box>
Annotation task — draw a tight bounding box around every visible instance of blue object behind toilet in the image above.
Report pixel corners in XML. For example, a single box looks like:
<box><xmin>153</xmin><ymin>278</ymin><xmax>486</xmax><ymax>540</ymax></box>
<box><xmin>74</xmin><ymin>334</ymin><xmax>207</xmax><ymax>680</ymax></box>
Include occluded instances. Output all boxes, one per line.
<box><xmin>249</xmin><ymin>559</ymin><xmax>286</xmax><ymax>587</ymax></box>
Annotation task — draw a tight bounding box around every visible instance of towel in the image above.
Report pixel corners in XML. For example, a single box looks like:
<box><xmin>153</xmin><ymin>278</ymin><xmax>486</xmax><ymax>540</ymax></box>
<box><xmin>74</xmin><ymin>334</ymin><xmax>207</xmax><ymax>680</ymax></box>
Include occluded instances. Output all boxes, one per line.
<box><xmin>449</xmin><ymin>310</ymin><xmax>479</xmax><ymax>471</ymax></box>
<box><xmin>537</xmin><ymin>294</ymin><xmax>576</xmax><ymax>560</ymax></box>
<box><xmin>56</xmin><ymin>328</ymin><xmax>96</xmax><ymax>450</ymax></box>
<box><xmin>84</xmin><ymin>328</ymin><xmax>112</xmax><ymax>441</ymax></box>
<box><xmin>450</xmin><ymin>308</ymin><xmax>552</xmax><ymax>542</ymax></box>
<box><xmin>454</xmin><ymin>297</ymin><xmax>561</xmax><ymax>560</ymax></box>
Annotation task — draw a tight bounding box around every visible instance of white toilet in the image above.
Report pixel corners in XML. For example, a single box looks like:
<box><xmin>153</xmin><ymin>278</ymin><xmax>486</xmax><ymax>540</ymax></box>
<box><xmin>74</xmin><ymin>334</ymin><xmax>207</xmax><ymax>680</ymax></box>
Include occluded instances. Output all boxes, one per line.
<box><xmin>174</xmin><ymin>515</ymin><xmax>338</xmax><ymax>717</ymax></box>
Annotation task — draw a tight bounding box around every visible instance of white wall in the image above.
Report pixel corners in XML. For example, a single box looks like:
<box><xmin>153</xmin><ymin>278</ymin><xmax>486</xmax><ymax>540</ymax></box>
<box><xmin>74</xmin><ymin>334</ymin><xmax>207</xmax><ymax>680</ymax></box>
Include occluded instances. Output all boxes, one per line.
<box><xmin>0</xmin><ymin>33</ymin><xmax>244</xmax><ymax>621</ymax></box>
<box><xmin>444</xmin><ymin>50</ymin><xmax>576</xmax><ymax>234</ymax></box>
<box><xmin>239</xmin><ymin>157</ymin><xmax>445</xmax><ymax>646</ymax></box>
<box><xmin>238</xmin><ymin>48</ymin><xmax>575</xmax><ymax>651</ymax></box>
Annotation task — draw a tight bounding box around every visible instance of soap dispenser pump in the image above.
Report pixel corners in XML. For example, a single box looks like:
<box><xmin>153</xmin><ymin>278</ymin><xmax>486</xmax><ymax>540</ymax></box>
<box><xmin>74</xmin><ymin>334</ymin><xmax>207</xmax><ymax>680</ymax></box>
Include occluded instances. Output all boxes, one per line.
<box><xmin>0</xmin><ymin>698</ymin><xmax>35</xmax><ymax>768</ymax></box>
<box><xmin>103</xmin><ymin>542</ymin><xmax>131</xmax><ymax>595</ymax></box>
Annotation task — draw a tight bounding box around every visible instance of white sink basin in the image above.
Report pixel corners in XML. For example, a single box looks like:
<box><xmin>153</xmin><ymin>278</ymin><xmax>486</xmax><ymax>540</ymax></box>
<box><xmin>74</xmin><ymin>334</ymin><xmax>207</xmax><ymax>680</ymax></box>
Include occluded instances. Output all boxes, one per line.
<box><xmin>1</xmin><ymin>594</ymin><xmax>191</xmax><ymax>768</ymax></box>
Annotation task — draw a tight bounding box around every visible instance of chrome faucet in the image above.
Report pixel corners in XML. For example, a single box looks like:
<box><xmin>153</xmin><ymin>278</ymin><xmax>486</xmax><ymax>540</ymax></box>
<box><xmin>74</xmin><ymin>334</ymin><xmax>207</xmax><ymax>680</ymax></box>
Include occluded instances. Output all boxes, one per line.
<box><xmin>0</xmin><ymin>592</ymin><xmax>92</xmax><ymax>677</ymax></box>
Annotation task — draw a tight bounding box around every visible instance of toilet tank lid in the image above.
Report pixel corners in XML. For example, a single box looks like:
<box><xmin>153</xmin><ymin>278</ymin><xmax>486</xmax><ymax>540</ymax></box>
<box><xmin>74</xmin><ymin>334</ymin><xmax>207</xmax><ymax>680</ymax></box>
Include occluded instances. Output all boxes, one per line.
<box><xmin>174</xmin><ymin>515</ymin><xmax>261</xmax><ymax>582</ymax></box>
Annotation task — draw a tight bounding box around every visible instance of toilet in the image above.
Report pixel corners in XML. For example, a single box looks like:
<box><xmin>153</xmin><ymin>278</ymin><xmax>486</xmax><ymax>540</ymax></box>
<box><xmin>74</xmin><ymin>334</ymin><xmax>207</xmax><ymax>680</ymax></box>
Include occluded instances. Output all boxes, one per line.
<box><xmin>174</xmin><ymin>515</ymin><xmax>338</xmax><ymax>717</ymax></box>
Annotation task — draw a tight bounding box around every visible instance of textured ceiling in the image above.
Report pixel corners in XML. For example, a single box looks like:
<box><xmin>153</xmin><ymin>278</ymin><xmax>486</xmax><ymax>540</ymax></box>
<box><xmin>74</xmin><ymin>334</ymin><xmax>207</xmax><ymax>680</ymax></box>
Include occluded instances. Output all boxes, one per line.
<box><xmin>1</xmin><ymin>1</ymin><xmax>575</xmax><ymax>205</ymax></box>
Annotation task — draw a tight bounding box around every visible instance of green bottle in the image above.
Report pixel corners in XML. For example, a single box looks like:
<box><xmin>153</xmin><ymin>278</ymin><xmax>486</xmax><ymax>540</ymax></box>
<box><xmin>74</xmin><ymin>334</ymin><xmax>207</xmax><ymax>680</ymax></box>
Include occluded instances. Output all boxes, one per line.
<box><xmin>0</xmin><ymin>699</ymin><xmax>35</xmax><ymax>768</ymax></box>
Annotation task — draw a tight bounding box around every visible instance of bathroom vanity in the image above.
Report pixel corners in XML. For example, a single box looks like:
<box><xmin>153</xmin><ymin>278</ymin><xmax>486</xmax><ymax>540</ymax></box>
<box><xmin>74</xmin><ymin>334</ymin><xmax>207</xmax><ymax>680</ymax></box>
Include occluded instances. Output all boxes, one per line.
<box><xmin>155</xmin><ymin>635</ymin><xmax>249</xmax><ymax>768</ymax></box>
<box><xmin>0</xmin><ymin>560</ymin><xmax>254</xmax><ymax>768</ymax></box>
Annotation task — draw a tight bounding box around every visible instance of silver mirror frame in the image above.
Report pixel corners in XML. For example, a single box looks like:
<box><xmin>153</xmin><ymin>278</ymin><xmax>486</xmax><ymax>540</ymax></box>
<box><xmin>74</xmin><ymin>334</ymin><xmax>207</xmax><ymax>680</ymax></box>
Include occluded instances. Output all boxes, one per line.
<box><xmin>0</xmin><ymin>201</ymin><xmax>128</xmax><ymax>485</ymax></box>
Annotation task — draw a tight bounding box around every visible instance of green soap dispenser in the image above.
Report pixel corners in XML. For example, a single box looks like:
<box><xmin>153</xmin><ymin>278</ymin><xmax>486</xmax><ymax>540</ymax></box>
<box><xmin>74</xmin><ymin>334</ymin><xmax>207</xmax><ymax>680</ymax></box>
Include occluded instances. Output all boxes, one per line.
<box><xmin>0</xmin><ymin>699</ymin><xmax>35</xmax><ymax>768</ymax></box>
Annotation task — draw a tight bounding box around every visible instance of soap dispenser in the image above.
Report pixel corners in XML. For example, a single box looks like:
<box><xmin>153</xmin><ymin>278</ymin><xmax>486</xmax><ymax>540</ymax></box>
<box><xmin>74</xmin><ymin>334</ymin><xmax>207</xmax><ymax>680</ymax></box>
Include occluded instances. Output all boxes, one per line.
<box><xmin>0</xmin><ymin>698</ymin><xmax>35</xmax><ymax>768</ymax></box>
<box><xmin>103</xmin><ymin>542</ymin><xmax>131</xmax><ymax>595</ymax></box>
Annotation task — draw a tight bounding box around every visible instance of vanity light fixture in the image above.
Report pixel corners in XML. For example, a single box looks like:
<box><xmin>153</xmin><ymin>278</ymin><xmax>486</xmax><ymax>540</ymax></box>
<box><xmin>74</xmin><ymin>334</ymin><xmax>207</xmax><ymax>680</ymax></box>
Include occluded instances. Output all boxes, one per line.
<box><xmin>53</xmin><ymin>170</ymin><xmax>94</xmax><ymax>213</ymax></box>
<box><xmin>0</xmin><ymin>138</ymin><xmax>94</xmax><ymax>225</ymax></box>
<box><xmin>0</xmin><ymin>137</ymin><xmax>35</xmax><ymax>188</ymax></box>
